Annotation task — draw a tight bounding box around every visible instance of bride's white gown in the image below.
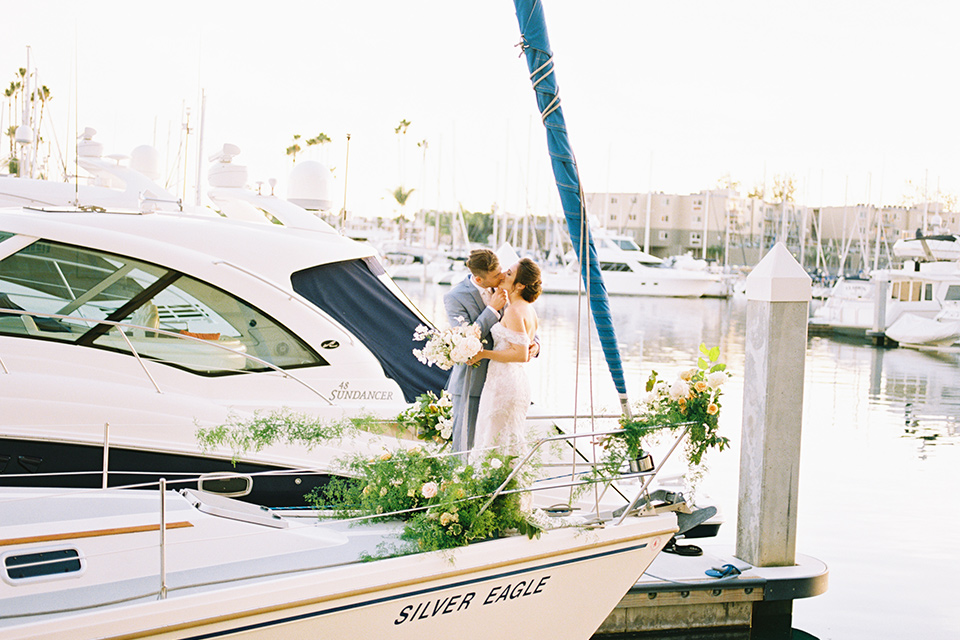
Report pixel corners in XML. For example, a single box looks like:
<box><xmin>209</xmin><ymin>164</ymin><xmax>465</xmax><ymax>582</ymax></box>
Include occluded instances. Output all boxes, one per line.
<box><xmin>473</xmin><ymin>323</ymin><xmax>531</xmax><ymax>461</ymax></box>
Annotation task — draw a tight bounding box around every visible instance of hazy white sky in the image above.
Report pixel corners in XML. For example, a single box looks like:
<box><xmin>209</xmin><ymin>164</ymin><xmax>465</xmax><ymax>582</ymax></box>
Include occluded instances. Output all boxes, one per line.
<box><xmin>3</xmin><ymin>1</ymin><xmax>959</xmax><ymax>217</ymax></box>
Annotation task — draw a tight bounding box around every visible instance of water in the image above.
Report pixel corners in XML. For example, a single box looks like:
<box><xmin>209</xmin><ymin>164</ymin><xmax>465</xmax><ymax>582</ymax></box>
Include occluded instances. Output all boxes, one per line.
<box><xmin>398</xmin><ymin>281</ymin><xmax>960</xmax><ymax>639</ymax></box>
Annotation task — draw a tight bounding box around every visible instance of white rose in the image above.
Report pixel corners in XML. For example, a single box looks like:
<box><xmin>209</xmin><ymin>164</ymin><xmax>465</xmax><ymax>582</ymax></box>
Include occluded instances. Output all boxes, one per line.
<box><xmin>421</xmin><ymin>481</ymin><xmax>439</xmax><ymax>499</ymax></box>
<box><xmin>489</xmin><ymin>458</ymin><xmax>503</xmax><ymax>469</ymax></box>
<box><xmin>461</xmin><ymin>335</ymin><xmax>482</xmax><ymax>356</ymax></box>
<box><xmin>707</xmin><ymin>371</ymin><xmax>728</xmax><ymax>389</ymax></box>
<box><xmin>669</xmin><ymin>379</ymin><xmax>689</xmax><ymax>400</ymax></box>
<box><xmin>451</xmin><ymin>343</ymin><xmax>472</xmax><ymax>363</ymax></box>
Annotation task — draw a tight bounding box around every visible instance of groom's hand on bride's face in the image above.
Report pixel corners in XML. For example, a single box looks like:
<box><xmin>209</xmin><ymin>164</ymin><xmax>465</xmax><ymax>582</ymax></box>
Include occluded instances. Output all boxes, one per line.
<box><xmin>491</xmin><ymin>288</ymin><xmax>507</xmax><ymax>310</ymax></box>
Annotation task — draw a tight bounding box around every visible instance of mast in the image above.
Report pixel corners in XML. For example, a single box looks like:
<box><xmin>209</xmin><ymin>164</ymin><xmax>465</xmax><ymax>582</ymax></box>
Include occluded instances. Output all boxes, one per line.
<box><xmin>643</xmin><ymin>153</ymin><xmax>652</xmax><ymax>253</ymax></box>
<box><xmin>195</xmin><ymin>90</ymin><xmax>206</xmax><ymax>207</ymax></box>
<box><xmin>512</xmin><ymin>0</ymin><xmax>629</xmax><ymax>411</ymax></box>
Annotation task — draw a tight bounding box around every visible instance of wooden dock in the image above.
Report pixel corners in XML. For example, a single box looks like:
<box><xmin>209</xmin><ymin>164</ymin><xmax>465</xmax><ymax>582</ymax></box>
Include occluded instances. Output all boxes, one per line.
<box><xmin>594</xmin><ymin>545</ymin><xmax>828</xmax><ymax>639</ymax></box>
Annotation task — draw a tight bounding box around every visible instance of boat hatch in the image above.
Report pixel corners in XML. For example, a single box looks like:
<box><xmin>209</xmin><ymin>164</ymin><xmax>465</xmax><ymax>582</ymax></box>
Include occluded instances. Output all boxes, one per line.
<box><xmin>182</xmin><ymin>488</ymin><xmax>288</xmax><ymax>528</ymax></box>
<box><xmin>2</xmin><ymin>548</ymin><xmax>83</xmax><ymax>584</ymax></box>
<box><xmin>197</xmin><ymin>472</ymin><xmax>253</xmax><ymax>497</ymax></box>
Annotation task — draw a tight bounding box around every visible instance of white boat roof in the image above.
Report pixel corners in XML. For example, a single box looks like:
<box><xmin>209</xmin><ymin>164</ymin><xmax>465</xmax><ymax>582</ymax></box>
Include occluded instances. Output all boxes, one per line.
<box><xmin>0</xmin><ymin>207</ymin><xmax>373</xmax><ymax>287</ymax></box>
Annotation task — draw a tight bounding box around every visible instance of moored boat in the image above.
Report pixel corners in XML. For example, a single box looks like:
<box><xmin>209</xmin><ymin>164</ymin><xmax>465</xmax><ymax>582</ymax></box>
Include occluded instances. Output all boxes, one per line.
<box><xmin>0</xmin><ymin>463</ymin><xmax>677</xmax><ymax>640</ymax></box>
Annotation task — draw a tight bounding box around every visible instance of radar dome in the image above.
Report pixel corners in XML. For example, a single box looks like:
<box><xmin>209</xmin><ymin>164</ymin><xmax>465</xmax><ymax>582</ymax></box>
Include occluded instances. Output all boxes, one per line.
<box><xmin>287</xmin><ymin>161</ymin><xmax>332</xmax><ymax>211</ymax></box>
<box><xmin>207</xmin><ymin>143</ymin><xmax>249</xmax><ymax>189</ymax></box>
<box><xmin>130</xmin><ymin>145</ymin><xmax>161</xmax><ymax>180</ymax></box>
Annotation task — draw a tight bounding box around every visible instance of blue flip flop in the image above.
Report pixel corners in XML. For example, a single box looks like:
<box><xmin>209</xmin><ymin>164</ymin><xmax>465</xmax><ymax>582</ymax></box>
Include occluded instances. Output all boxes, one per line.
<box><xmin>705</xmin><ymin>564</ymin><xmax>741</xmax><ymax>578</ymax></box>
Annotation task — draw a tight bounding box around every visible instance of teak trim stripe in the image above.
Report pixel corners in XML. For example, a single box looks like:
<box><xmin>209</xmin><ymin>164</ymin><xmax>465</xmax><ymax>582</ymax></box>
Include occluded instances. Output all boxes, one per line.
<box><xmin>0</xmin><ymin>521</ymin><xmax>193</xmax><ymax>547</ymax></box>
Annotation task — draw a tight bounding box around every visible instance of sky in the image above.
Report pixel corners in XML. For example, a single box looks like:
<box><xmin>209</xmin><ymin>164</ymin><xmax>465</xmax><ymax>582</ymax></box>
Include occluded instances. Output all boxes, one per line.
<box><xmin>3</xmin><ymin>1</ymin><xmax>960</xmax><ymax>219</ymax></box>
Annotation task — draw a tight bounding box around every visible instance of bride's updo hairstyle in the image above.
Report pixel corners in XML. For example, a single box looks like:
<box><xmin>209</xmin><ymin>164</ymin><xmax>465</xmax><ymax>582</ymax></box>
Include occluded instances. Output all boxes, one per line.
<box><xmin>515</xmin><ymin>258</ymin><xmax>542</xmax><ymax>302</ymax></box>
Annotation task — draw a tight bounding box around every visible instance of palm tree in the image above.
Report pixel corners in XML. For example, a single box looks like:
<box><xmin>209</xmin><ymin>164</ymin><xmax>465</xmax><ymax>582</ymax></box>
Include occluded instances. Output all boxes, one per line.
<box><xmin>4</xmin><ymin>78</ymin><xmax>22</xmax><ymax>161</ymax></box>
<box><xmin>285</xmin><ymin>134</ymin><xmax>302</xmax><ymax>164</ymax></box>
<box><xmin>32</xmin><ymin>84</ymin><xmax>51</xmax><ymax>144</ymax></box>
<box><xmin>305</xmin><ymin>132</ymin><xmax>332</xmax><ymax>163</ymax></box>
<box><xmin>392</xmin><ymin>185</ymin><xmax>415</xmax><ymax>240</ymax></box>
<box><xmin>395</xmin><ymin>119</ymin><xmax>411</xmax><ymax>185</ymax></box>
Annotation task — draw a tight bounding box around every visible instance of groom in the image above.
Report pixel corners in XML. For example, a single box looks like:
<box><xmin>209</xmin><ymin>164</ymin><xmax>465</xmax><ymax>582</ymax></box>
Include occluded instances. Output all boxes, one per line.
<box><xmin>444</xmin><ymin>249</ymin><xmax>507</xmax><ymax>454</ymax></box>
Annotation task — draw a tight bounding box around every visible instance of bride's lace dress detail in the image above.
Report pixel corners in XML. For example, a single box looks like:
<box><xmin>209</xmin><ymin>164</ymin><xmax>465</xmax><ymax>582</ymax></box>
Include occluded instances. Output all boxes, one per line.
<box><xmin>472</xmin><ymin>323</ymin><xmax>531</xmax><ymax>462</ymax></box>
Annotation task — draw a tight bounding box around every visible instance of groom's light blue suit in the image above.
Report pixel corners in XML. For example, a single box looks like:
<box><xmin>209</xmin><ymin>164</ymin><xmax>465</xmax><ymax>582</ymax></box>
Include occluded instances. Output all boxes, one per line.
<box><xmin>443</xmin><ymin>276</ymin><xmax>500</xmax><ymax>453</ymax></box>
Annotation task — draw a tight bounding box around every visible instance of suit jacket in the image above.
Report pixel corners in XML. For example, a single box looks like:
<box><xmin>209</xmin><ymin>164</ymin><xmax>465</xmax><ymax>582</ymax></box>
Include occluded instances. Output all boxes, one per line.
<box><xmin>443</xmin><ymin>276</ymin><xmax>500</xmax><ymax>398</ymax></box>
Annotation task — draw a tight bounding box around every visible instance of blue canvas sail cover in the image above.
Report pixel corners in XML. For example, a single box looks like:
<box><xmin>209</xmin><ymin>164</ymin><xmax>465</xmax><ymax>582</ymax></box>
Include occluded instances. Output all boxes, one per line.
<box><xmin>291</xmin><ymin>259</ymin><xmax>450</xmax><ymax>403</ymax></box>
<box><xmin>512</xmin><ymin>0</ymin><xmax>628</xmax><ymax>403</ymax></box>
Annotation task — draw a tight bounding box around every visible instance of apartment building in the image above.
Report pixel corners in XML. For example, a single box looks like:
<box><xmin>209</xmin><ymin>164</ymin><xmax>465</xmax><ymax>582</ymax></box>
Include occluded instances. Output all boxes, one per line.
<box><xmin>585</xmin><ymin>190</ymin><xmax>808</xmax><ymax>265</ymax></box>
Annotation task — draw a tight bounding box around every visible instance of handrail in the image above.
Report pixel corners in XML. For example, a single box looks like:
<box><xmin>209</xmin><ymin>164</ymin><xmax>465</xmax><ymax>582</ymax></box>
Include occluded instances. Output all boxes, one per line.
<box><xmin>478</xmin><ymin>422</ymin><xmax>694</xmax><ymax>521</ymax></box>
<box><xmin>0</xmin><ymin>307</ymin><xmax>334</xmax><ymax>405</ymax></box>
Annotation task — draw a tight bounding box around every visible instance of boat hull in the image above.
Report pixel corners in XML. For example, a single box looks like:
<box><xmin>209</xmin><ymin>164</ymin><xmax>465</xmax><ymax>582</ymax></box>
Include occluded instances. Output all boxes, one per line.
<box><xmin>543</xmin><ymin>268</ymin><xmax>715</xmax><ymax>298</ymax></box>
<box><xmin>2</xmin><ymin>514</ymin><xmax>676</xmax><ymax>640</ymax></box>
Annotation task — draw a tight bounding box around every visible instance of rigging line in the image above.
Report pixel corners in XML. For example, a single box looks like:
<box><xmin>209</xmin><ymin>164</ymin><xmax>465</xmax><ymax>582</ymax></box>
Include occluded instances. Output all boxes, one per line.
<box><xmin>530</xmin><ymin>57</ymin><xmax>555</xmax><ymax>89</ymax></box>
<box><xmin>568</xmin><ymin>201</ymin><xmax>585</xmax><ymax>508</ymax></box>
<box><xmin>540</xmin><ymin>97</ymin><xmax>562</xmax><ymax>122</ymax></box>
<box><xmin>580</xmin><ymin>187</ymin><xmax>601</xmax><ymax>514</ymax></box>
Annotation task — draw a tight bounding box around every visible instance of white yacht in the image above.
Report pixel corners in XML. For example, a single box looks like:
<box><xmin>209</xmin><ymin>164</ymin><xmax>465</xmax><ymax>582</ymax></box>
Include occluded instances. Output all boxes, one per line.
<box><xmin>542</xmin><ymin>231</ymin><xmax>722</xmax><ymax>298</ymax></box>
<box><xmin>809</xmin><ymin>234</ymin><xmax>960</xmax><ymax>339</ymax></box>
<box><xmin>0</xmin><ymin>205</ymin><xmax>449</xmax><ymax>505</ymax></box>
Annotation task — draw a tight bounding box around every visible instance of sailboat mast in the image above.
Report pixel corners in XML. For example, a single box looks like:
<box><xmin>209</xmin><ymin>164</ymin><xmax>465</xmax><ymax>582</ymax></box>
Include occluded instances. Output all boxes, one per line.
<box><xmin>511</xmin><ymin>0</ymin><xmax>629</xmax><ymax>410</ymax></box>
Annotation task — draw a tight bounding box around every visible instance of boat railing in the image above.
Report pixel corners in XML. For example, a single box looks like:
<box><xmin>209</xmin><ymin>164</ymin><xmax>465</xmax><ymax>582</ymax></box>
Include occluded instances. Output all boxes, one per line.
<box><xmin>0</xmin><ymin>307</ymin><xmax>333</xmax><ymax>404</ymax></box>
<box><xmin>475</xmin><ymin>422</ymin><xmax>693</xmax><ymax>525</ymax></box>
<box><xmin>0</xmin><ymin>424</ymin><xmax>691</xmax><ymax>594</ymax></box>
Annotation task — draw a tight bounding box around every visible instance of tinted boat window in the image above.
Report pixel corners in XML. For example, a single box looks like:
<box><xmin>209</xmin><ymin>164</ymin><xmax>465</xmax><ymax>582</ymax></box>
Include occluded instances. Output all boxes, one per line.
<box><xmin>5</xmin><ymin>548</ymin><xmax>81</xmax><ymax>580</ymax></box>
<box><xmin>0</xmin><ymin>239</ymin><xmax>324</xmax><ymax>373</ymax></box>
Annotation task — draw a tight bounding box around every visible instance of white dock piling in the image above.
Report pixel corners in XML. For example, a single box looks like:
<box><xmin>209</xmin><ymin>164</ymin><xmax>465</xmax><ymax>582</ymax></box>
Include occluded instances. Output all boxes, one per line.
<box><xmin>736</xmin><ymin>242</ymin><xmax>811</xmax><ymax>638</ymax></box>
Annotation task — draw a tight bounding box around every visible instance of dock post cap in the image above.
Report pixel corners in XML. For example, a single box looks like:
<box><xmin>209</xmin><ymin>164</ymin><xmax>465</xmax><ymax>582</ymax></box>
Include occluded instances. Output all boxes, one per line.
<box><xmin>745</xmin><ymin>242</ymin><xmax>811</xmax><ymax>302</ymax></box>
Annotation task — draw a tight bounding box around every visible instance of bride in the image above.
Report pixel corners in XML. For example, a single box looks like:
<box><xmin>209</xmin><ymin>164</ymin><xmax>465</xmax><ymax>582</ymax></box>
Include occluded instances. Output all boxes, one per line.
<box><xmin>467</xmin><ymin>258</ymin><xmax>541</xmax><ymax>463</ymax></box>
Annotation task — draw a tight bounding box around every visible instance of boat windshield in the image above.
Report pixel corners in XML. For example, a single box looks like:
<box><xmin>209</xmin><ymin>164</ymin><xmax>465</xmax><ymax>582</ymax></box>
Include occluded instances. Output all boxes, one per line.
<box><xmin>0</xmin><ymin>239</ymin><xmax>325</xmax><ymax>374</ymax></box>
<box><xmin>612</xmin><ymin>237</ymin><xmax>642</xmax><ymax>252</ymax></box>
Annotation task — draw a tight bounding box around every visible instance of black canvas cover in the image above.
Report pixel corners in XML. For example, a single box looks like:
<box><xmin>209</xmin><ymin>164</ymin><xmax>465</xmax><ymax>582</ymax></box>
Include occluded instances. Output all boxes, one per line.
<box><xmin>291</xmin><ymin>259</ymin><xmax>449</xmax><ymax>403</ymax></box>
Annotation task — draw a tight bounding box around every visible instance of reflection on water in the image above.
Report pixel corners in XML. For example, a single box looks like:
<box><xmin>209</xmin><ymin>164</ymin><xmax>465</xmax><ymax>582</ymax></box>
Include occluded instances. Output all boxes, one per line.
<box><xmin>398</xmin><ymin>282</ymin><xmax>960</xmax><ymax>639</ymax></box>
<box><xmin>806</xmin><ymin>334</ymin><xmax>960</xmax><ymax>453</ymax></box>
<box><xmin>872</xmin><ymin>348</ymin><xmax>960</xmax><ymax>456</ymax></box>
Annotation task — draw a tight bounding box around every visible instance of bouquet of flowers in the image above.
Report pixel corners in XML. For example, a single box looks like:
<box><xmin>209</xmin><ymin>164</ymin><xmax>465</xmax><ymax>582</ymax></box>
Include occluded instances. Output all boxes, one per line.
<box><xmin>397</xmin><ymin>390</ymin><xmax>454</xmax><ymax>447</ymax></box>
<box><xmin>412</xmin><ymin>319</ymin><xmax>482</xmax><ymax>370</ymax></box>
<box><xmin>619</xmin><ymin>343</ymin><xmax>731</xmax><ymax>468</ymax></box>
<box><xmin>309</xmin><ymin>448</ymin><xmax>541</xmax><ymax>553</ymax></box>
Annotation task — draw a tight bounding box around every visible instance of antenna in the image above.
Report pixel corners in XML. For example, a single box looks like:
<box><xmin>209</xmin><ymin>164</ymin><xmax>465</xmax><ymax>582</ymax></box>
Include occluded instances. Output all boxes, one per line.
<box><xmin>340</xmin><ymin>133</ymin><xmax>352</xmax><ymax>229</ymax></box>
<box><xmin>194</xmin><ymin>90</ymin><xmax>206</xmax><ymax>207</ymax></box>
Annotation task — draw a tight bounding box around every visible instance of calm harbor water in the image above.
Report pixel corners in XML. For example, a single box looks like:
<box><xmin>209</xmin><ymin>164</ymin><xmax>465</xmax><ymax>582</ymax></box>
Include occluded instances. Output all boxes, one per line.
<box><xmin>398</xmin><ymin>281</ymin><xmax>960</xmax><ymax>640</ymax></box>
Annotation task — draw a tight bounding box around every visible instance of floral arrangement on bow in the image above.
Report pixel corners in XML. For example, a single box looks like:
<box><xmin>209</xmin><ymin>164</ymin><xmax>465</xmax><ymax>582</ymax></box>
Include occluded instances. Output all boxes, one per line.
<box><xmin>603</xmin><ymin>344</ymin><xmax>731</xmax><ymax>478</ymax></box>
<box><xmin>412</xmin><ymin>319</ymin><xmax>483</xmax><ymax>370</ymax></box>
<box><xmin>397</xmin><ymin>390</ymin><xmax>453</xmax><ymax>448</ymax></box>
<box><xmin>309</xmin><ymin>447</ymin><xmax>541</xmax><ymax>553</ymax></box>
